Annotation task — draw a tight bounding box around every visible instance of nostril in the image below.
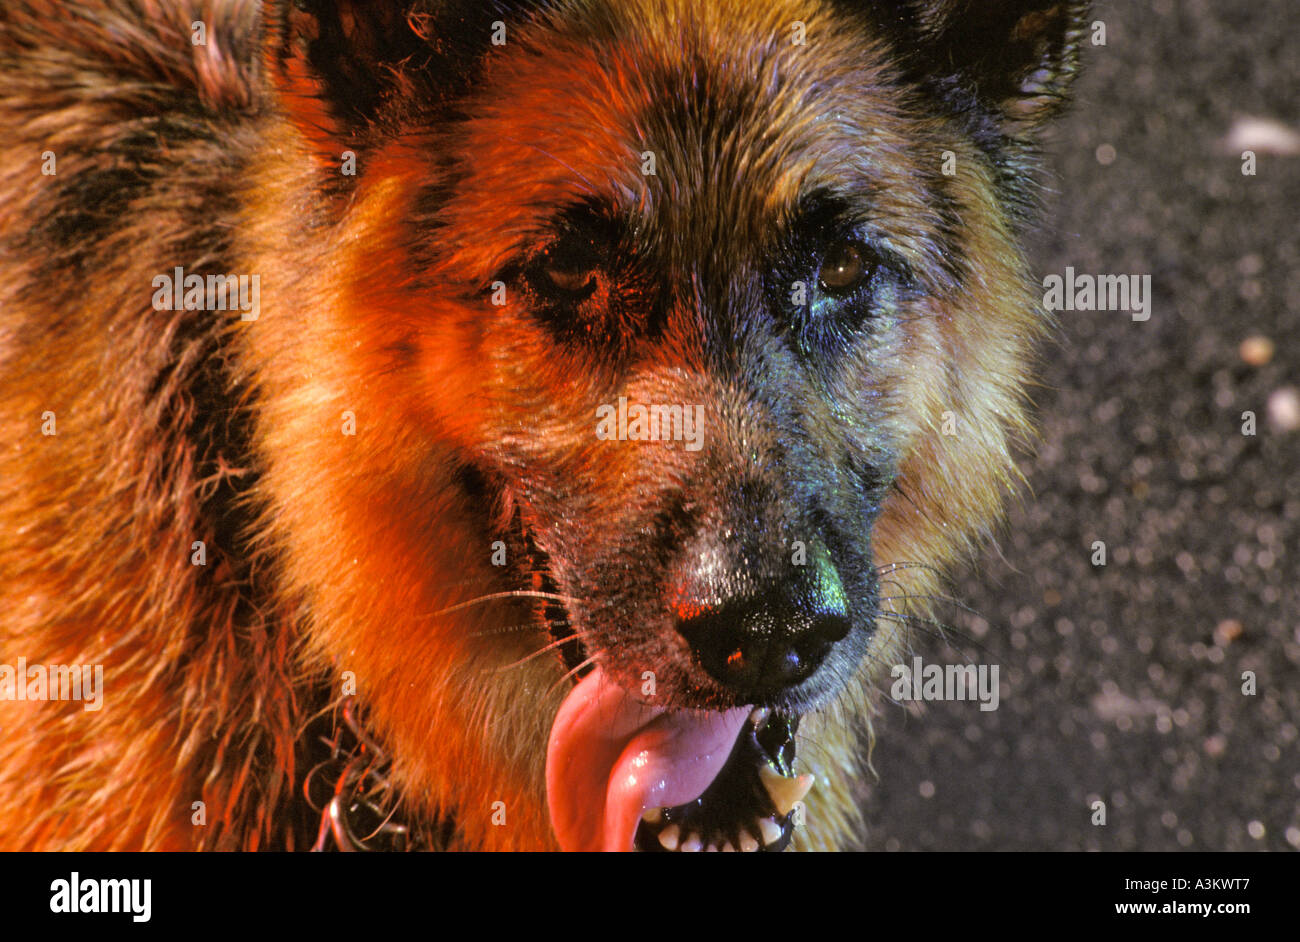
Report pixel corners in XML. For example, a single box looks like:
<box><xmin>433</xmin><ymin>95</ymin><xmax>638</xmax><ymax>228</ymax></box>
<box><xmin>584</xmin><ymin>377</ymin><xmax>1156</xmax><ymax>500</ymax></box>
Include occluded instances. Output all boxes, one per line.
<box><xmin>670</xmin><ymin>538</ymin><xmax>853</xmax><ymax>697</ymax></box>
<box><xmin>783</xmin><ymin>638</ymin><xmax>825</xmax><ymax>681</ymax></box>
<box><xmin>675</xmin><ymin>607</ymin><xmax>761</xmax><ymax>690</ymax></box>
<box><xmin>675</xmin><ymin>604</ymin><xmax>850</xmax><ymax>697</ymax></box>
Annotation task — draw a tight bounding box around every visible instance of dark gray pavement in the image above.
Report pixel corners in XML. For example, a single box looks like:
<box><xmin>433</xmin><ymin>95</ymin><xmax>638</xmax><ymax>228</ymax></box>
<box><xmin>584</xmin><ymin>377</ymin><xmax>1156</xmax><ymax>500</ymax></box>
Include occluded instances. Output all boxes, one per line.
<box><xmin>857</xmin><ymin>0</ymin><xmax>1299</xmax><ymax>851</ymax></box>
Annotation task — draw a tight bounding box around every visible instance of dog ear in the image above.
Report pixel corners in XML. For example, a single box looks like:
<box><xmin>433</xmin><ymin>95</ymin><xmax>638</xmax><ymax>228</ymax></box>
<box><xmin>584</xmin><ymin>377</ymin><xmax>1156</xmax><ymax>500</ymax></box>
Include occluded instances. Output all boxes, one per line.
<box><xmin>267</xmin><ymin>1</ymin><xmax>531</xmax><ymax>147</ymax></box>
<box><xmin>898</xmin><ymin>0</ymin><xmax>1091</xmax><ymax>132</ymax></box>
<box><xmin>269</xmin><ymin>1</ymin><xmax>428</xmax><ymax>138</ymax></box>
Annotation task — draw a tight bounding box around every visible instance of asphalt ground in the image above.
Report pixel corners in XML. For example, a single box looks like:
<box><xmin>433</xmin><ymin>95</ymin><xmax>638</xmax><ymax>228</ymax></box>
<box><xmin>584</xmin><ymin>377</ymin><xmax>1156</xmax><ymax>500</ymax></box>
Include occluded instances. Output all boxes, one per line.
<box><xmin>856</xmin><ymin>0</ymin><xmax>1300</xmax><ymax>851</ymax></box>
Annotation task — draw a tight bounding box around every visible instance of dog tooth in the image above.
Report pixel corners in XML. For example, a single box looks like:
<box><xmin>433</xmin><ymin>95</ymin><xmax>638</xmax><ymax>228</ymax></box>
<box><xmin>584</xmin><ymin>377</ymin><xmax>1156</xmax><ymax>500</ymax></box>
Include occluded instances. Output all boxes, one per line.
<box><xmin>680</xmin><ymin>832</ymin><xmax>702</xmax><ymax>853</ymax></box>
<box><xmin>757</xmin><ymin>816</ymin><xmax>783</xmax><ymax>846</ymax></box>
<box><xmin>721</xmin><ymin>842</ymin><xmax>736</xmax><ymax>852</ymax></box>
<box><xmin>642</xmin><ymin>807</ymin><xmax>663</xmax><ymax>824</ymax></box>
<box><xmin>705</xmin><ymin>843</ymin><xmax>718</xmax><ymax>852</ymax></box>
<box><xmin>738</xmin><ymin>830</ymin><xmax>760</xmax><ymax>852</ymax></box>
<box><xmin>658</xmin><ymin>824</ymin><xmax>680</xmax><ymax>851</ymax></box>
<box><xmin>758</xmin><ymin>765</ymin><xmax>815</xmax><ymax>816</ymax></box>
<box><xmin>748</xmin><ymin>707</ymin><xmax>770</xmax><ymax>728</ymax></box>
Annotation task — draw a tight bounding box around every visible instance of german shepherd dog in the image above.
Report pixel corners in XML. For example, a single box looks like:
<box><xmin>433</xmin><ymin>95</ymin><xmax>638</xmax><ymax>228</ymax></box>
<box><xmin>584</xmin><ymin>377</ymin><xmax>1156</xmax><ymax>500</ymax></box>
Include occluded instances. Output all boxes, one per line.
<box><xmin>0</xmin><ymin>0</ymin><xmax>1086</xmax><ymax>851</ymax></box>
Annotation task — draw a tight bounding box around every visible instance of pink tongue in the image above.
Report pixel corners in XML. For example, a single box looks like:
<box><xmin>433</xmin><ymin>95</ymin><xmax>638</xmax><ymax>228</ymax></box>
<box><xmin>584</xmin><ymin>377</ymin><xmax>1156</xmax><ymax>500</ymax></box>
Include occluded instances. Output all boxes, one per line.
<box><xmin>546</xmin><ymin>668</ymin><xmax>750</xmax><ymax>851</ymax></box>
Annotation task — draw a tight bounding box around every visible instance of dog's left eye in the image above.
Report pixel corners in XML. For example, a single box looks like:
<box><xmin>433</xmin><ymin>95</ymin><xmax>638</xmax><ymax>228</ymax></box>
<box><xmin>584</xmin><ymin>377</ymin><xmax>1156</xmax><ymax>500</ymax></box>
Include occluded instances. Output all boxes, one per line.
<box><xmin>818</xmin><ymin>239</ymin><xmax>871</xmax><ymax>294</ymax></box>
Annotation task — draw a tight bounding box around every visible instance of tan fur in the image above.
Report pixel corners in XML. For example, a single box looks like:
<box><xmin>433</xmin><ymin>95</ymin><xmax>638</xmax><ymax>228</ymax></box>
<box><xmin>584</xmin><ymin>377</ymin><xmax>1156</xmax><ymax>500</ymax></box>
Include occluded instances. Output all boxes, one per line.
<box><xmin>0</xmin><ymin>0</ymin><xmax>1081</xmax><ymax>850</ymax></box>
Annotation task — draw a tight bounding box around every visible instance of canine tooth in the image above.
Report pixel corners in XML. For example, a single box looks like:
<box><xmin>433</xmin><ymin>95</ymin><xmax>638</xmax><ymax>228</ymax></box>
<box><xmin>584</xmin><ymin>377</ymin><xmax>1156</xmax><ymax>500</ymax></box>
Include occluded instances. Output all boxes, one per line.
<box><xmin>738</xmin><ymin>830</ymin><xmax>760</xmax><ymax>853</ymax></box>
<box><xmin>757</xmin><ymin>816</ymin><xmax>783</xmax><ymax>846</ymax></box>
<box><xmin>748</xmin><ymin>707</ymin><xmax>770</xmax><ymax>728</ymax></box>
<box><xmin>680</xmin><ymin>832</ymin><xmax>702</xmax><ymax>853</ymax></box>
<box><xmin>642</xmin><ymin>807</ymin><xmax>663</xmax><ymax>824</ymax></box>
<box><xmin>658</xmin><ymin>824</ymin><xmax>680</xmax><ymax>851</ymax></box>
<box><xmin>705</xmin><ymin>843</ymin><xmax>718</xmax><ymax>852</ymax></box>
<box><xmin>758</xmin><ymin>765</ymin><xmax>815</xmax><ymax>816</ymax></box>
<box><xmin>721</xmin><ymin>842</ymin><xmax>736</xmax><ymax>852</ymax></box>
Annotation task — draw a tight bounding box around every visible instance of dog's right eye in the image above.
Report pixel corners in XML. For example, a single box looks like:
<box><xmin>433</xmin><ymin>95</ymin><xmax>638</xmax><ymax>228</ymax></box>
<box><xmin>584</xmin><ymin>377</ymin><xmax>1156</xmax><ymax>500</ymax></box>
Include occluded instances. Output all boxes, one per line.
<box><xmin>530</xmin><ymin>233</ymin><xmax>603</xmax><ymax>301</ymax></box>
<box><xmin>511</xmin><ymin>206</ymin><xmax>647</xmax><ymax>352</ymax></box>
<box><xmin>545</xmin><ymin>266</ymin><xmax>594</xmax><ymax>294</ymax></box>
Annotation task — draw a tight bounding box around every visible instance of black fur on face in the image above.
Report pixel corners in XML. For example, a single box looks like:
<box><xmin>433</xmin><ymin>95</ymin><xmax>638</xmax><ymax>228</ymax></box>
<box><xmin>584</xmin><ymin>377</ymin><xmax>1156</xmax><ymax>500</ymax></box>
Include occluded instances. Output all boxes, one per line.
<box><xmin>506</xmin><ymin>191</ymin><xmax>907</xmax><ymax>714</ymax></box>
<box><xmin>439</xmin><ymin>32</ymin><xmax>918</xmax><ymax>714</ymax></box>
<box><xmin>391</xmin><ymin>0</ymin><xmax>1088</xmax><ymax>721</ymax></box>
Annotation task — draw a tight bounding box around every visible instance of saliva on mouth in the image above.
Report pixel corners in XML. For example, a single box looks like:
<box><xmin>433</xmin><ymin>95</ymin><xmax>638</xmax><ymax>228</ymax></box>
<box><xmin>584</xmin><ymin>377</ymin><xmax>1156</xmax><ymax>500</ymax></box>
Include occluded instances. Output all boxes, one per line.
<box><xmin>633</xmin><ymin>709</ymin><xmax>813</xmax><ymax>852</ymax></box>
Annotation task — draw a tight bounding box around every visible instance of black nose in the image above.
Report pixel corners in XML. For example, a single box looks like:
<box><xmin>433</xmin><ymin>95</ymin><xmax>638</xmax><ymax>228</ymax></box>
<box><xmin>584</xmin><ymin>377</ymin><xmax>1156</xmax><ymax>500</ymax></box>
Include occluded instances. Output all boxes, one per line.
<box><xmin>673</xmin><ymin>542</ymin><xmax>851</xmax><ymax>699</ymax></box>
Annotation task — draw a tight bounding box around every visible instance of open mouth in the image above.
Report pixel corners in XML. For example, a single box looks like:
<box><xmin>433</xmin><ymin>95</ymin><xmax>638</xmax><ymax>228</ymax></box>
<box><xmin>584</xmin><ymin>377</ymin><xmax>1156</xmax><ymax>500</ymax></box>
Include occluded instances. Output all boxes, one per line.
<box><xmin>545</xmin><ymin>665</ymin><xmax>814</xmax><ymax>852</ymax></box>
<box><xmin>632</xmin><ymin>708</ymin><xmax>811</xmax><ymax>852</ymax></box>
<box><xmin>519</xmin><ymin>517</ymin><xmax>813</xmax><ymax>852</ymax></box>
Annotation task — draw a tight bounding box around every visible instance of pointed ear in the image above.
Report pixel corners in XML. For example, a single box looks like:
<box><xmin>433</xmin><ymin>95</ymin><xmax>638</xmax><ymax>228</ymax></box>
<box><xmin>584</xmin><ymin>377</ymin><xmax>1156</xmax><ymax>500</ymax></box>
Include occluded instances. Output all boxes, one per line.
<box><xmin>268</xmin><ymin>1</ymin><xmax>431</xmax><ymax>140</ymax></box>
<box><xmin>905</xmin><ymin>0</ymin><xmax>1091</xmax><ymax>133</ymax></box>
<box><xmin>267</xmin><ymin>0</ymin><xmax>522</xmax><ymax>151</ymax></box>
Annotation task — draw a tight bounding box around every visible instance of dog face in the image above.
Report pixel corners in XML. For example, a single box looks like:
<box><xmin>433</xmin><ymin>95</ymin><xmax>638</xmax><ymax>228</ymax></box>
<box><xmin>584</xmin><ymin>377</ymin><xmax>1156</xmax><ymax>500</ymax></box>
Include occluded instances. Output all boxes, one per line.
<box><xmin>251</xmin><ymin>0</ymin><xmax>1087</xmax><ymax>851</ymax></box>
<box><xmin>429</xmin><ymin>3</ymin><xmax>928</xmax><ymax>718</ymax></box>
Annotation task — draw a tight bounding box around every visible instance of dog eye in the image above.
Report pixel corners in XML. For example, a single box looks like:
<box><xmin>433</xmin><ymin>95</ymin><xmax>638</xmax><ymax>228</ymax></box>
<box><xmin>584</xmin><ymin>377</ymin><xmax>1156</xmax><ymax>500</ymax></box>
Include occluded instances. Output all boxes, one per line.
<box><xmin>533</xmin><ymin>234</ymin><xmax>602</xmax><ymax>299</ymax></box>
<box><xmin>818</xmin><ymin>239</ymin><xmax>870</xmax><ymax>294</ymax></box>
<box><xmin>545</xmin><ymin>266</ymin><xmax>595</xmax><ymax>294</ymax></box>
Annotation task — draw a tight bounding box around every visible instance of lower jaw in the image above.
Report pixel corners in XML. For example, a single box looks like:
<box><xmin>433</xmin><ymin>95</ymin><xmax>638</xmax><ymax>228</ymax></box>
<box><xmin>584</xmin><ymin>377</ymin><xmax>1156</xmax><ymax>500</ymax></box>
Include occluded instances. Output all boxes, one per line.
<box><xmin>632</xmin><ymin>709</ymin><xmax>810</xmax><ymax>853</ymax></box>
<box><xmin>516</xmin><ymin>516</ymin><xmax>816</xmax><ymax>852</ymax></box>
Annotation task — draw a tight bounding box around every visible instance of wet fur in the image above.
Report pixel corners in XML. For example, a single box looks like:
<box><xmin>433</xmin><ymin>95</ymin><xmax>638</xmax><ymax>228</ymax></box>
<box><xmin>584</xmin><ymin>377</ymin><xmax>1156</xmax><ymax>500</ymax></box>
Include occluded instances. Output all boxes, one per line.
<box><xmin>0</xmin><ymin>0</ymin><xmax>1085</xmax><ymax>849</ymax></box>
